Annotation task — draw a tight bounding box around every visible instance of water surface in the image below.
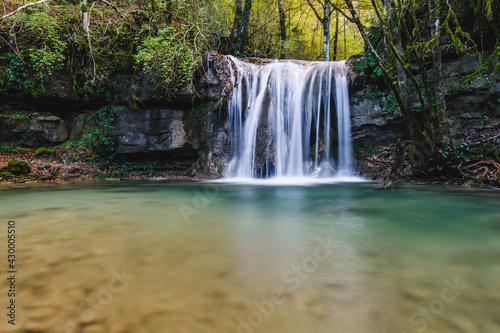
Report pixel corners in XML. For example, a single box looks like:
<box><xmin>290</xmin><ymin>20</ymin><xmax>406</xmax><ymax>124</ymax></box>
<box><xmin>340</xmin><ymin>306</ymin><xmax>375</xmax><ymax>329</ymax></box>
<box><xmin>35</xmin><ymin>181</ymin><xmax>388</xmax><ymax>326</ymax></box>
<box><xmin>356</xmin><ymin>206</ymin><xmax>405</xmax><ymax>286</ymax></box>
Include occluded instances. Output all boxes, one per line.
<box><xmin>0</xmin><ymin>182</ymin><xmax>499</xmax><ymax>333</ymax></box>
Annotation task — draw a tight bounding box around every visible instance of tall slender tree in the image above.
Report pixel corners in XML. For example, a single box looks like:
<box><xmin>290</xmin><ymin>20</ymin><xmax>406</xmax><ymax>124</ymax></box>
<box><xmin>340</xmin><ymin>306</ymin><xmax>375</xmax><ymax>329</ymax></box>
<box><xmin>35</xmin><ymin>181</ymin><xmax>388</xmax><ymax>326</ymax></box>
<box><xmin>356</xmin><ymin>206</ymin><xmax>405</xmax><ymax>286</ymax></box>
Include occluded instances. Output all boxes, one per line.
<box><xmin>278</xmin><ymin>0</ymin><xmax>287</xmax><ymax>42</ymax></box>
<box><xmin>332</xmin><ymin>10</ymin><xmax>339</xmax><ymax>60</ymax></box>
<box><xmin>231</xmin><ymin>0</ymin><xmax>253</xmax><ymax>52</ymax></box>
<box><xmin>306</xmin><ymin>0</ymin><xmax>332</xmax><ymax>61</ymax></box>
<box><xmin>329</xmin><ymin>0</ymin><xmax>468</xmax><ymax>166</ymax></box>
<box><xmin>81</xmin><ymin>0</ymin><xmax>89</xmax><ymax>33</ymax></box>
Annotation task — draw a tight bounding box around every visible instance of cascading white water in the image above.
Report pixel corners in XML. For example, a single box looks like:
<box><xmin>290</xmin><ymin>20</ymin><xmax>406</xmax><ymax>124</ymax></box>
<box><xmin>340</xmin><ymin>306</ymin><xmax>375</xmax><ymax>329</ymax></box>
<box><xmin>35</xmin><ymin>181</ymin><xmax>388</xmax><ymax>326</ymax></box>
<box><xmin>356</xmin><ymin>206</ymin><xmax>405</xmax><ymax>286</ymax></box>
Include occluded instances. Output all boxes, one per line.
<box><xmin>223</xmin><ymin>56</ymin><xmax>353</xmax><ymax>179</ymax></box>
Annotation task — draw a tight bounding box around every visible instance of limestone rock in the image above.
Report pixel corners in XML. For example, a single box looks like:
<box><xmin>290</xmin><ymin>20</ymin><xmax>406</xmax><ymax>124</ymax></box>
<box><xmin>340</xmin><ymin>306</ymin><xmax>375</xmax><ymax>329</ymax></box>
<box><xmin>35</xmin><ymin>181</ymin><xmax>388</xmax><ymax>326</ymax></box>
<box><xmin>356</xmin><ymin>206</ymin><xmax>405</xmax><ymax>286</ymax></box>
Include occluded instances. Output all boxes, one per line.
<box><xmin>110</xmin><ymin>108</ymin><xmax>189</xmax><ymax>154</ymax></box>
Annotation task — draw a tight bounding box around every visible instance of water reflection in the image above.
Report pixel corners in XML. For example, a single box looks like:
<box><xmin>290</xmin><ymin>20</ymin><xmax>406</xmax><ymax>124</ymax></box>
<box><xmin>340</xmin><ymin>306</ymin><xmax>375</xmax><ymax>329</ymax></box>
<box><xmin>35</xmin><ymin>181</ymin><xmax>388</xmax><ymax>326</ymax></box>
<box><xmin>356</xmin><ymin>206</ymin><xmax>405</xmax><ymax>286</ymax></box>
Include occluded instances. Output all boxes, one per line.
<box><xmin>0</xmin><ymin>183</ymin><xmax>498</xmax><ymax>333</ymax></box>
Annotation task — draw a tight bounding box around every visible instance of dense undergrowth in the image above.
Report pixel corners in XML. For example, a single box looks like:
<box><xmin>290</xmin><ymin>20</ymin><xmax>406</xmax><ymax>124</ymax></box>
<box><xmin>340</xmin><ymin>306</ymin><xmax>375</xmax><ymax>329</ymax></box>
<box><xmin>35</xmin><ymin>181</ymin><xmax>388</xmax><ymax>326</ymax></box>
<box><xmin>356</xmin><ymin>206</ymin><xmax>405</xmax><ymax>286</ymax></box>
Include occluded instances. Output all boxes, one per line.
<box><xmin>0</xmin><ymin>1</ymin><xmax>216</xmax><ymax>100</ymax></box>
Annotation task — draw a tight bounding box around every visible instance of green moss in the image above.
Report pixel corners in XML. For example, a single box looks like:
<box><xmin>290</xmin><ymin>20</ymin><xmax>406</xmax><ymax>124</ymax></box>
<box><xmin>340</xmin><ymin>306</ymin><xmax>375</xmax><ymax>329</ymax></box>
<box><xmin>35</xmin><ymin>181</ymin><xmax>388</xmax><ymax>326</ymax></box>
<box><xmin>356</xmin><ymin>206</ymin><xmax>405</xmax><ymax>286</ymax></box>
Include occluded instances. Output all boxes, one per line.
<box><xmin>34</xmin><ymin>147</ymin><xmax>55</xmax><ymax>157</ymax></box>
<box><xmin>0</xmin><ymin>172</ymin><xmax>16</xmax><ymax>180</ymax></box>
<box><xmin>7</xmin><ymin>159</ymin><xmax>32</xmax><ymax>175</ymax></box>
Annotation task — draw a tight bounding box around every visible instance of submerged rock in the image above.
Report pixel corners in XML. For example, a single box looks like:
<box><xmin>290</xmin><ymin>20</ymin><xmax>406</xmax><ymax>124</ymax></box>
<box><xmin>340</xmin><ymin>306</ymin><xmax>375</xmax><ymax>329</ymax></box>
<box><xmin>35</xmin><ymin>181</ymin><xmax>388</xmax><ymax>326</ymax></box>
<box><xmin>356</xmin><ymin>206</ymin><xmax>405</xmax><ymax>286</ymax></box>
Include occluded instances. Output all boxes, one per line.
<box><xmin>193</xmin><ymin>172</ymin><xmax>220</xmax><ymax>180</ymax></box>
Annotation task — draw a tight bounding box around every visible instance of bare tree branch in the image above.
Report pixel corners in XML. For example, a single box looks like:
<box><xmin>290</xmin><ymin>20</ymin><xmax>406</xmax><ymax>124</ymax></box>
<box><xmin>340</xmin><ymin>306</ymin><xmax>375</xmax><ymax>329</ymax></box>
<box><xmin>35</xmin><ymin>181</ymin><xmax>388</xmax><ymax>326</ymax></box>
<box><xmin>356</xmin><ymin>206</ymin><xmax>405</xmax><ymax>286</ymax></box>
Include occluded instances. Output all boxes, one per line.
<box><xmin>306</xmin><ymin>0</ymin><xmax>324</xmax><ymax>23</ymax></box>
<box><xmin>326</xmin><ymin>0</ymin><xmax>355</xmax><ymax>24</ymax></box>
<box><xmin>1</xmin><ymin>0</ymin><xmax>50</xmax><ymax>20</ymax></box>
<box><xmin>97</xmin><ymin>0</ymin><xmax>120</xmax><ymax>12</ymax></box>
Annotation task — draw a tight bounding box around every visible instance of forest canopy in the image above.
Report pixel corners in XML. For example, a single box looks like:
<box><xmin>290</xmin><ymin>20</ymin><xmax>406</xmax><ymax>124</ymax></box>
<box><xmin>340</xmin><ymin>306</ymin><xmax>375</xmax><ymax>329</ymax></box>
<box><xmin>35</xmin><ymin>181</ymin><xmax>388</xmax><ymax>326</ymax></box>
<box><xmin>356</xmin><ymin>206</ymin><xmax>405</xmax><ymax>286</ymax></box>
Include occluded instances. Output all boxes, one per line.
<box><xmin>0</xmin><ymin>0</ymin><xmax>497</xmax><ymax>99</ymax></box>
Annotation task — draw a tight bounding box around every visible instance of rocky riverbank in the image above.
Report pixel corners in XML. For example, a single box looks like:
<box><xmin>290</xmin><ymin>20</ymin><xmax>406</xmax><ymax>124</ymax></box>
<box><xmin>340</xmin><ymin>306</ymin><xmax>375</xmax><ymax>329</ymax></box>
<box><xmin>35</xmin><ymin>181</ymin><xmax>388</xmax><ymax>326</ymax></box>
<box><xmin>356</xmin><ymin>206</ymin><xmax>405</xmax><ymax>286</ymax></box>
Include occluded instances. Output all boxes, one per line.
<box><xmin>1</xmin><ymin>52</ymin><xmax>499</xmax><ymax>187</ymax></box>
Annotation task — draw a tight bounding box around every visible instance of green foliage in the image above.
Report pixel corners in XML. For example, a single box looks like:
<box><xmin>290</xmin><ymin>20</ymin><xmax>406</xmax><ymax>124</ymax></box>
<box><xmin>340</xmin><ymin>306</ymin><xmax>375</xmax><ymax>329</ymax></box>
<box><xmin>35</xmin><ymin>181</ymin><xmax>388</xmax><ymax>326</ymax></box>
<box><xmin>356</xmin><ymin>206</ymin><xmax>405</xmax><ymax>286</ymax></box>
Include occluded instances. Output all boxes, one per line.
<box><xmin>78</xmin><ymin>106</ymin><xmax>124</xmax><ymax>157</ymax></box>
<box><xmin>0</xmin><ymin>142</ymin><xmax>26</xmax><ymax>153</ymax></box>
<box><xmin>473</xmin><ymin>115</ymin><xmax>491</xmax><ymax>130</ymax></box>
<box><xmin>279</xmin><ymin>39</ymin><xmax>299</xmax><ymax>59</ymax></box>
<box><xmin>136</xmin><ymin>26</ymin><xmax>198</xmax><ymax>97</ymax></box>
<box><xmin>440</xmin><ymin>141</ymin><xmax>471</xmax><ymax>162</ymax></box>
<box><xmin>1</xmin><ymin>8</ymin><xmax>70</xmax><ymax>95</ymax></box>
<box><xmin>34</xmin><ymin>147</ymin><xmax>55</xmax><ymax>158</ymax></box>
<box><xmin>358</xmin><ymin>84</ymin><xmax>396</xmax><ymax>113</ymax></box>
<box><xmin>24</xmin><ymin>11</ymin><xmax>67</xmax><ymax>75</ymax></box>
<box><xmin>0</xmin><ymin>110</ymin><xmax>53</xmax><ymax>124</ymax></box>
<box><xmin>109</xmin><ymin>158</ymin><xmax>158</xmax><ymax>174</ymax></box>
<box><xmin>354</xmin><ymin>142</ymin><xmax>378</xmax><ymax>154</ymax></box>
<box><xmin>57</xmin><ymin>140</ymin><xmax>96</xmax><ymax>162</ymax></box>
<box><xmin>7</xmin><ymin>159</ymin><xmax>31</xmax><ymax>175</ymax></box>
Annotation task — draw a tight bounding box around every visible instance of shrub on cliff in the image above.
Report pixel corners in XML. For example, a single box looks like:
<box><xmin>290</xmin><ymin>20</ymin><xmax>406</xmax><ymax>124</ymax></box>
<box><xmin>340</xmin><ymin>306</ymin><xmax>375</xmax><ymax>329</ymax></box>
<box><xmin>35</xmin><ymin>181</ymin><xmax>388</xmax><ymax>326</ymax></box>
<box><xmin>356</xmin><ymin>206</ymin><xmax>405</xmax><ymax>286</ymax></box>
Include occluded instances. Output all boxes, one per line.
<box><xmin>135</xmin><ymin>26</ymin><xmax>198</xmax><ymax>99</ymax></box>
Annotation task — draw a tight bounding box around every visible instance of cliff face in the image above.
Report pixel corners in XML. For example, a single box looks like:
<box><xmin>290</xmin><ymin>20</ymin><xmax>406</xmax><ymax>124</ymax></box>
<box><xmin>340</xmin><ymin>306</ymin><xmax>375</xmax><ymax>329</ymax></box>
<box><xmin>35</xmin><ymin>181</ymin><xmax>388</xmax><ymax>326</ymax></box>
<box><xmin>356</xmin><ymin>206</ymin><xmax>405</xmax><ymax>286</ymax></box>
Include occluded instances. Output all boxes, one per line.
<box><xmin>0</xmin><ymin>52</ymin><xmax>234</xmax><ymax>163</ymax></box>
<box><xmin>0</xmin><ymin>52</ymin><xmax>498</xmax><ymax>173</ymax></box>
<box><xmin>348</xmin><ymin>52</ymin><xmax>500</xmax><ymax>146</ymax></box>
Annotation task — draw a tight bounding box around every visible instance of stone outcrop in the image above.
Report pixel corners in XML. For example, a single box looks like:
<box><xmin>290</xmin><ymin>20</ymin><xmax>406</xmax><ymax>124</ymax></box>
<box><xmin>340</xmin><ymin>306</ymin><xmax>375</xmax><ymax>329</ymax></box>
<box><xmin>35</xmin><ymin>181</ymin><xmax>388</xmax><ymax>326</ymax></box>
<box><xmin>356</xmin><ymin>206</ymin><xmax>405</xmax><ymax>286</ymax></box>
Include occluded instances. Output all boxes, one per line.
<box><xmin>1</xmin><ymin>116</ymin><xmax>68</xmax><ymax>146</ymax></box>
<box><xmin>110</xmin><ymin>108</ymin><xmax>191</xmax><ymax>155</ymax></box>
<box><xmin>348</xmin><ymin>51</ymin><xmax>500</xmax><ymax>146</ymax></box>
<box><xmin>0</xmin><ymin>108</ymin><xmax>200</xmax><ymax>159</ymax></box>
<box><xmin>1</xmin><ymin>51</ymin><xmax>498</xmax><ymax>172</ymax></box>
<box><xmin>0</xmin><ymin>53</ymin><xmax>231</xmax><ymax>161</ymax></box>
<box><xmin>350</xmin><ymin>90</ymin><xmax>408</xmax><ymax>145</ymax></box>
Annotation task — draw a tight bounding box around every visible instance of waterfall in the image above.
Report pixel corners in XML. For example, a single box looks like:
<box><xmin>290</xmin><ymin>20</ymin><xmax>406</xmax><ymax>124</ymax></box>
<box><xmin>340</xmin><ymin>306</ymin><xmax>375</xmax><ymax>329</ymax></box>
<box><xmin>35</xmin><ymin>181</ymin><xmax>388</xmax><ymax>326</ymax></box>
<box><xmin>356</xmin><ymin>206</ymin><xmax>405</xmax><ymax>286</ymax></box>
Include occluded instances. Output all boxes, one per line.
<box><xmin>223</xmin><ymin>56</ymin><xmax>353</xmax><ymax>179</ymax></box>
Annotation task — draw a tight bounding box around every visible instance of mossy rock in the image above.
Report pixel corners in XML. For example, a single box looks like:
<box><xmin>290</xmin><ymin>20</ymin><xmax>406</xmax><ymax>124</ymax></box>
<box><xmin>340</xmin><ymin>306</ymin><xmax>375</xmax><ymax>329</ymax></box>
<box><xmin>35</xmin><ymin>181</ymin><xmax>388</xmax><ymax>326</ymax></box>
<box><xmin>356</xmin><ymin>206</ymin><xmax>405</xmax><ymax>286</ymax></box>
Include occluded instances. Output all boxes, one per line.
<box><xmin>7</xmin><ymin>159</ymin><xmax>31</xmax><ymax>175</ymax></box>
<box><xmin>34</xmin><ymin>147</ymin><xmax>55</xmax><ymax>158</ymax></box>
<box><xmin>0</xmin><ymin>172</ymin><xmax>16</xmax><ymax>180</ymax></box>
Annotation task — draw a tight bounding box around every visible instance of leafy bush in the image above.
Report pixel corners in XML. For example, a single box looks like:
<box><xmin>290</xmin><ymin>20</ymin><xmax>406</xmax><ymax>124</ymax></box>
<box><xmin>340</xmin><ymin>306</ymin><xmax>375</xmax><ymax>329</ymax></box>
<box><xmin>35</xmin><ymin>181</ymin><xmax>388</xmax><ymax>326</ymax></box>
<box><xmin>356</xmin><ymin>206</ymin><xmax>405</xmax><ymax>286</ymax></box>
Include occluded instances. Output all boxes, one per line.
<box><xmin>1</xmin><ymin>9</ymin><xmax>70</xmax><ymax>95</ymax></box>
<box><xmin>24</xmin><ymin>11</ymin><xmax>67</xmax><ymax>75</ymax></box>
<box><xmin>136</xmin><ymin>26</ymin><xmax>198</xmax><ymax>97</ymax></box>
<box><xmin>74</xmin><ymin>106</ymin><xmax>128</xmax><ymax>159</ymax></box>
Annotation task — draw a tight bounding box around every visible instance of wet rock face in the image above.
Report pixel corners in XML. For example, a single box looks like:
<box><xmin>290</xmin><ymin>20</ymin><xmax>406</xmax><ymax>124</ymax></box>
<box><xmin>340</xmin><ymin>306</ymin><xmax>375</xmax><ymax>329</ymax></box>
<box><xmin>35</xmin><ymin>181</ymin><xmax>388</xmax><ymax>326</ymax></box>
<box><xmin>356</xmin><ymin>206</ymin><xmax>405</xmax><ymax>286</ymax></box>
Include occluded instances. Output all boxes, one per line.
<box><xmin>0</xmin><ymin>116</ymin><xmax>68</xmax><ymax>146</ymax></box>
<box><xmin>0</xmin><ymin>108</ymin><xmax>198</xmax><ymax>158</ymax></box>
<box><xmin>110</xmin><ymin>109</ymin><xmax>188</xmax><ymax>154</ymax></box>
<box><xmin>348</xmin><ymin>50</ymin><xmax>500</xmax><ymax>146</ymax></box>
<box><xmin>254</xmin><ymin>87</ymin><xmax>274</xmax><ymax>171</ymax></box>
<box><xmin>349</xmin><ymin>89</ymin><xmax>408</xmax><ymax>145</ymax></box>
<box><xmin>0</xmin><ymin>53</ymin><xmax>231</xmax><ymax>111</ymax></box>
<box><xmin>443</xmin><ymin>53</ymin><xmax>500</xmax><ymax>119</ymax></box>
<box><xmin>193</xmin><ymin>52</ymin><xmax>235</xmax><ymax>102</ymax></box>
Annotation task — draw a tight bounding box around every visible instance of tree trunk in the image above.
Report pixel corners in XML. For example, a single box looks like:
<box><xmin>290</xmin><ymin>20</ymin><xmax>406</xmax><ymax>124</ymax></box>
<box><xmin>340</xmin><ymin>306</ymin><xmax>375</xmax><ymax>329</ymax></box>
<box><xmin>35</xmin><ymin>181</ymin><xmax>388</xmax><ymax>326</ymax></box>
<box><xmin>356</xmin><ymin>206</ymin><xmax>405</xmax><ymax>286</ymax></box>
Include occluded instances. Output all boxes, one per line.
<box><xmin>430</xmin><ymin>0</ymin><xmax>451</xmax><ymax>149</ymax></box>
<box><xmin>306</xmin><ymin>0</ymin><xmax>330</xmax><ymax>61</ymax></box>
<box><xmin>166</xmin><ymin>0</ymin><xmax>172</xmax><ymax>25</ymax></box>
<box><xmin>232</xmin><ymin>0</ymin><xmax>243</xmax><ymax>40</ymax></box>
<box><xmin>278</xmin><ymin>0</ymin><xmax>287</xmax><ymax>41</ymax></box>
<box><xmin>231</xmin><ymin>0</ymin><xmax>252</xmax><ymax>50</ymax></box>
<box><xmin>343</xmin><ymin>16</ymin><xmax>346</xmax><ymax>58</ymax></box>
<box><xmin>323</xmin><ymin>1</ymin><xmax>331</xmax><ymax>61</ymax></box>
<box><xmin>239</xmin><ymin>0</ymin><xmax>252</xmax><ymax>46</ymax></box>
<box><xmin>385</xmin><ymin>0</ymin><xmax>410</xmax><ymax>110</ymax></box>
<box><xmin>342</xmin><ymin>0</ymin><xmax>432</xmax><ymax>165</ymax></box>
<box><xmin>81</xmin><ymin>0</ymin><xmax>89</xmax><ymax>33</ymax></box>
<box><xmin>333</xmin><ymin>11</ymin><xmax>339</xmax><ymax>60</ymax></box>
